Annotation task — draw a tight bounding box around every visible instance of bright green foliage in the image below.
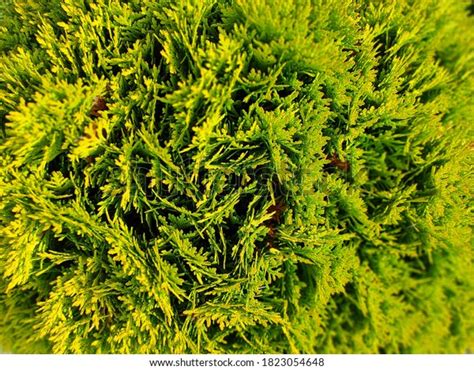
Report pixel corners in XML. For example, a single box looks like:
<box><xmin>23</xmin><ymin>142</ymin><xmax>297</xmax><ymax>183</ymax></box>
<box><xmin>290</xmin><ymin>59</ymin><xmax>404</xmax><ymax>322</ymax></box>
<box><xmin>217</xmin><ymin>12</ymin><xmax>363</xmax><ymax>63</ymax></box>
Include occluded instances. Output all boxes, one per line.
<box><xmin>0</xmin><ymin>0</ymin><xmax>473</xmax><ymax>354</ymax></box>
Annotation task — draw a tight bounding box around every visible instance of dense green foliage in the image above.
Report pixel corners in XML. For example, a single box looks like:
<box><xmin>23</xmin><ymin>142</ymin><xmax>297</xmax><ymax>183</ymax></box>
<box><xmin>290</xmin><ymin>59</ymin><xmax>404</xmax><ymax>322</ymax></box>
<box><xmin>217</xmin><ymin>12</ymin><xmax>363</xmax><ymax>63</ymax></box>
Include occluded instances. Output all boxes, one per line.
<box><xmin>0</xmin><ymin>0</ymin><xmax>473</xmax><ymax>354</ymax></box>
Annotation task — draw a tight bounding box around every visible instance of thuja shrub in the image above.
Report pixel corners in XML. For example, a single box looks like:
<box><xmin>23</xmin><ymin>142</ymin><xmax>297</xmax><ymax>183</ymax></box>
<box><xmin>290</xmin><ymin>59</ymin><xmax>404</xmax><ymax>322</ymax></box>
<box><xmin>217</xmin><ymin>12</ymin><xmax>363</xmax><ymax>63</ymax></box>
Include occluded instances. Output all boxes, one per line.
<box><xmin>0</xmin><ymin>0</ymin><xmax>473</xmax><ymax>354</ymax></box>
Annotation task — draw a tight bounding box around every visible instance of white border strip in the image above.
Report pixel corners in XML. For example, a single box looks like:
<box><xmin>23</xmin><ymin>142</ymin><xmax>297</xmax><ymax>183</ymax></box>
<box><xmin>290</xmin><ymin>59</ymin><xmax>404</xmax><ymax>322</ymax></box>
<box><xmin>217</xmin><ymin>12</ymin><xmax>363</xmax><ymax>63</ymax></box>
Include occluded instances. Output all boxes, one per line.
<box><xmin>0</xmin><ymin>354</ymin><xmax>472</xmax><ymax>370</ymax></box>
